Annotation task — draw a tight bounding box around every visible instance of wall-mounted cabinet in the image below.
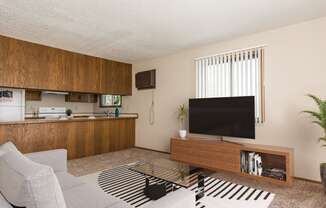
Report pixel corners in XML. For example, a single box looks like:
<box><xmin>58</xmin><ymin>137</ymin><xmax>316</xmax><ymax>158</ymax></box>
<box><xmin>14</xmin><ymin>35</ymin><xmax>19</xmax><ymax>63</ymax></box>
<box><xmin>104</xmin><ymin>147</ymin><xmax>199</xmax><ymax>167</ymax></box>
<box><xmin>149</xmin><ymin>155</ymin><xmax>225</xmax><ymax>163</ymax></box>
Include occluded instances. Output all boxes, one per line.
<box><xmin>25</xmin><ymin>90</ymin><xmax>42</xmax><ymax>101</ymax></box>
<box><xmin>65</xmin><ymin>93</ymin><xmax>98</xmax><ymax>103</ymax></box>
<box><xmin>0</xmin><ymin>35</ymin><xmax>132</xmax><ymax>95</ymax></box>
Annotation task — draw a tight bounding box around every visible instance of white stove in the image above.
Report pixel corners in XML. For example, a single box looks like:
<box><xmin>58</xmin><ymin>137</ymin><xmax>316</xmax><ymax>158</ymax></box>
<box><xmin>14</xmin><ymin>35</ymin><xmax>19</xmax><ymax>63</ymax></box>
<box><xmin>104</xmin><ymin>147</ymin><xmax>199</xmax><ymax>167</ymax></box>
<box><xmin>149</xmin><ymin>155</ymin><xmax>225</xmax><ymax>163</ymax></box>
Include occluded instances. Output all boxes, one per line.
<box><xmin>38</xmin><ymin>107</ymin><xmax>66</xmax><ymax>119</ymax></box>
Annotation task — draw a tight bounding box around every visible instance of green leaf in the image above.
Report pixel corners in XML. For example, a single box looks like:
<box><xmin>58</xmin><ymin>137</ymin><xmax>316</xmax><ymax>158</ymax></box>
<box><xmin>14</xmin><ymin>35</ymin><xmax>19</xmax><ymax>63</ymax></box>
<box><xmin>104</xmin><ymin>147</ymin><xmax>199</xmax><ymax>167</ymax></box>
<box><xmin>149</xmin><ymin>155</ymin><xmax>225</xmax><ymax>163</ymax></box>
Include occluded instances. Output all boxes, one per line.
<box><xmin>307</xmin><ymin>94</ymin><xmax>323</xmax><ymax>106</ymax></box>
<box><xmin>303</xmin><ymin>110</ymin><xmax>322</xmax><ymax>121</ymax></box>
<box><xmin>304</xmin><ymin>94</ymin><xmax>326</xmax><ymax>147</ymax></box>
<box><xmin>319</xmin><ymin>137</ymin><xmax>326</xmax><ymax>142</ymax></box>
<box><xmin>177</xmin><ymin>104</ymin><xmax>187</xmax><ymax>120</ymax></box>
<box><xmin>313</xmin><ymin>121</ymin><xmax>326</xmax><ymax>129</ymax></box>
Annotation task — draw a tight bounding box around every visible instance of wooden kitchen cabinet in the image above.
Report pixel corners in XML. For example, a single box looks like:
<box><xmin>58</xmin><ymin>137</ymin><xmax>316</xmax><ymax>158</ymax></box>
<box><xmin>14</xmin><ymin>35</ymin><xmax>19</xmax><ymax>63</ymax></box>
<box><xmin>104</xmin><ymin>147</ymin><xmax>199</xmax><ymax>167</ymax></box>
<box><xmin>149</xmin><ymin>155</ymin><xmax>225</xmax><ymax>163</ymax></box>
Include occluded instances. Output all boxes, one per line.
<box><xmin>0</xmin><ymin>118</ymin><xmax>136</xmax><ymax>159</ymax></box>
<box><xmin>0</xmin><ymin>36</ymin><xmax>11</xmax><ymax>87</ymax></box>
<box><xmin>0</xmin><ymin>35</ymin><xmax>132</xmax><ymax>95</ymax></box>
<box><xmin>100</xmin><ymin>60</ymin><xmax>132</xmax><ymax>95</ymax></box>
<box><xmin>65</xmin><ymin>92</ymin><xmax>98</xmax><ymax>103</ymax></box>
<box><xmin>25</xmin><ymin>90</ymin><xmax>42</xmax><ymax>101</ymax></box>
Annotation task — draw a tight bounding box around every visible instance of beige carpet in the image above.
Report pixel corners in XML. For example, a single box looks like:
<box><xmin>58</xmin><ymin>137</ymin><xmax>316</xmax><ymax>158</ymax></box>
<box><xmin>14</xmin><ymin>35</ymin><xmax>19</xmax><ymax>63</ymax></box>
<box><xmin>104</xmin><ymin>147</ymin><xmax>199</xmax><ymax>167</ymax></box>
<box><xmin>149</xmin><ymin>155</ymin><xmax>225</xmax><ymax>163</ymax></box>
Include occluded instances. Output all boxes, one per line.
<box><xmin>68</xmin><ymin>148</ymin><xmax>326</xmax><ymax>208</ymax></box>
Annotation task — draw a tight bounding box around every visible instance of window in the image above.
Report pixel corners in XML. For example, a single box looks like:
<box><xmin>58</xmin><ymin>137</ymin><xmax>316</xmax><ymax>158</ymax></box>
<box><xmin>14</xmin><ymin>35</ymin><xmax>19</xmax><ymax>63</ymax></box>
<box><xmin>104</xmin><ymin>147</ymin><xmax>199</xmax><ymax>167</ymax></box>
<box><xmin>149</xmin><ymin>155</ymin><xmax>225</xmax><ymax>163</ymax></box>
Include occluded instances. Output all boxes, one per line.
<box><xmin>195</xmin><ymin>46</ymin><xmax>265</xmax><ymax>123</ymax></box>
<box><xmin>100</xmin><ymin>95</ymin><xmax>122</xmax><ymax>107</ymax></box>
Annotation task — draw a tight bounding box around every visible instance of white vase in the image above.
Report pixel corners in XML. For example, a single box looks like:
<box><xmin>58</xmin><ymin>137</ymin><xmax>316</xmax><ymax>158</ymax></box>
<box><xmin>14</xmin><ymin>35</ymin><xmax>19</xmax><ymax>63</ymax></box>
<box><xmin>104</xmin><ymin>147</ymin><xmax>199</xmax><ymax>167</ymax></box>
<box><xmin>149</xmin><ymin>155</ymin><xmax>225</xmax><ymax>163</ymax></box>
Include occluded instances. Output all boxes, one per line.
<box><xmin>179</xmin><ymin>130</ymin><xmax>187</xmax><ymax>139</ymax></box>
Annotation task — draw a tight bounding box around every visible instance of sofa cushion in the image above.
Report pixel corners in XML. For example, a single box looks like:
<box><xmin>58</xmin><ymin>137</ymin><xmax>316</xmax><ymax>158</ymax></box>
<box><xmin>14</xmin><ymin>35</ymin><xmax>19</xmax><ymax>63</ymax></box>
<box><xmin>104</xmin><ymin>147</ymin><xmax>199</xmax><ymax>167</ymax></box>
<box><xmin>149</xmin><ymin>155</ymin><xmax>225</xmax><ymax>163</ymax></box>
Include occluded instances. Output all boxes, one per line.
<box><xmin>0</xmin><ymin>147</ymin><xmax>67</xmax><ymax>208</ymax></box>
<box><xmin>26</xmin><ymin>149</ymin><xmax>67</xmax><ymax>173</ymax></box>
<box><xmin>62</xmin><ymin>183</ymin><xmax>132</xmax><ymax>208</ymax></box>
<box><xmin>55</xmin><ymin>172</ymin><xmax>84</xmax><ymax>191</ymax></box>
<box><xmin>0</xmin><ymin>142</ymin><xmax>18</xmax><ymax>155</ymax></box>
<box><xmin>0</xmin><ymin>193</ymin><xmax>13</xmax><ymax>208</ymax></box>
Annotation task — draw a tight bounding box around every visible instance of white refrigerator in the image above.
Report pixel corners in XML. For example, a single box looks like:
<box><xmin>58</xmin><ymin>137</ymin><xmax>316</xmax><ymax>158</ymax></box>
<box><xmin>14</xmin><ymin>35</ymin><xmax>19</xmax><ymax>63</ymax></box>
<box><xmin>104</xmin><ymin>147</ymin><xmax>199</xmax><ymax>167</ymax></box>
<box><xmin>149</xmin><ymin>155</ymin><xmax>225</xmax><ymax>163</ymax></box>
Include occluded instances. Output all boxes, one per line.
<box><xmin>0</xmin><ymin>88</ymin><xmax>25</xmax><ymax>121</ymax></box>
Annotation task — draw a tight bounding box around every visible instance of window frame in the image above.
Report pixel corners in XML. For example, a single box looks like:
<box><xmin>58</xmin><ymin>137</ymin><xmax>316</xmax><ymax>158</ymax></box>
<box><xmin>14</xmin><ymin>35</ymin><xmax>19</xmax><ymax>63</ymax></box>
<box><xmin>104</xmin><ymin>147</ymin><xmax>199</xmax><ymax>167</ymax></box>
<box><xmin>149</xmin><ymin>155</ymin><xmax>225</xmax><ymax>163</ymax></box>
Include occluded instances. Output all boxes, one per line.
<box><xmin>99</xmin><ymin>95</ymin><xmax>122</xmax><ymax>108</ymax></box>
<box><xmin>195</xmin><ymin>47</ymin><xmax>265</xmax><ymax>123</ymax></box>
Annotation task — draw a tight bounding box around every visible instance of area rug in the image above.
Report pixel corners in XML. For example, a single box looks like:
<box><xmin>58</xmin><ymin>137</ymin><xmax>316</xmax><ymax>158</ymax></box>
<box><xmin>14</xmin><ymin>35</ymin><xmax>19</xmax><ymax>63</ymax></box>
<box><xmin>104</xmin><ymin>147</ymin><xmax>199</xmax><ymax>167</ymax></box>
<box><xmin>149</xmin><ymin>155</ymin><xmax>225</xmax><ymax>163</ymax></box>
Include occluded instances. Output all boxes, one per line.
<box><xmin>79</xmin><ymin>163</ymin><xmax>275</xmax><ymax>208</ymax></box>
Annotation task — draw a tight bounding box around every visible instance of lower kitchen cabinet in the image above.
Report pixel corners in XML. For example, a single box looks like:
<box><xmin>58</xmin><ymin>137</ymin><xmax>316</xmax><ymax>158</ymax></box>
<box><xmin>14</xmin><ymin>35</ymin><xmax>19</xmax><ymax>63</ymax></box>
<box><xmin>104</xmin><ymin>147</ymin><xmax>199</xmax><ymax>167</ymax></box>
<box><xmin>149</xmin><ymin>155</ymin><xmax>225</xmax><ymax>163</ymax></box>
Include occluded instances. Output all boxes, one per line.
<box><xmin>0</xmin><ymin>118</ymin><xmax>136</xmax><ymax>159</ymax></box>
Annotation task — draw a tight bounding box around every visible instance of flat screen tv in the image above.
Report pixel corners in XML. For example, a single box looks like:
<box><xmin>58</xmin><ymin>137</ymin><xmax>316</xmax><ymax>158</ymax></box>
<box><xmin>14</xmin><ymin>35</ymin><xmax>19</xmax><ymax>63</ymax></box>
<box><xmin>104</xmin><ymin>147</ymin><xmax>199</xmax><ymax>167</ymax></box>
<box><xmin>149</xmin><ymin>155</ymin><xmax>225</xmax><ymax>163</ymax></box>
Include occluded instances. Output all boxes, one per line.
<box><xmin>189</xmin><ymin>96</ymin><xmax>255</xmax><ymax>139</ymax></box>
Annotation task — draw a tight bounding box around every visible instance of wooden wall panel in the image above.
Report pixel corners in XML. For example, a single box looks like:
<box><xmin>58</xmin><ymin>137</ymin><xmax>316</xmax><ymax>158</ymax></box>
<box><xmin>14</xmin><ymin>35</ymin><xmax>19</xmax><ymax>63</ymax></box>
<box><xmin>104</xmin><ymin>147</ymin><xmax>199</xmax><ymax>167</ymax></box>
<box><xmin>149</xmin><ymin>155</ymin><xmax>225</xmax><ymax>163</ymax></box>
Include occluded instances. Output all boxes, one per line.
<box><xmin>0</xmin><ymin>119</ymin><xmax>136</xmax><ymax>159</ymax></box>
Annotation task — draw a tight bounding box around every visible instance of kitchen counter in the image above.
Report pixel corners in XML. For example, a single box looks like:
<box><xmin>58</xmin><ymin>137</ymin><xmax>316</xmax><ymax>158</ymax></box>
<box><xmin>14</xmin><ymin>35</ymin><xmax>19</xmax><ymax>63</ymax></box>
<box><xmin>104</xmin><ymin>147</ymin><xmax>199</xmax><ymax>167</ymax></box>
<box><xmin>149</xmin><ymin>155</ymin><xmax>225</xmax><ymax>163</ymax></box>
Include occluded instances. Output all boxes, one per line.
<box><xmin>0</xmin><ymin>113</ymin><xmax>138</xmax><ymax>125</ymax></box>
<box><xmin>0</xmin><ymin>113</ymin><xmax>136</xmax><ymax>159</ymax></box>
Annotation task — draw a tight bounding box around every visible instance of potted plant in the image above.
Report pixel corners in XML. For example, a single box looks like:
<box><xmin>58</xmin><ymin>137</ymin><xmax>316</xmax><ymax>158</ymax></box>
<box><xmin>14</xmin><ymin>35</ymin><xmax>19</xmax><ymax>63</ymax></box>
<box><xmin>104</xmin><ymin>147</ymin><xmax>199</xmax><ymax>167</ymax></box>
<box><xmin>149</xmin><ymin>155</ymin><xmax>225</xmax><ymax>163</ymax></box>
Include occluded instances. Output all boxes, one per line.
<box><xmin>303</xmin><ymin>94</ymin><xmax>326</xmax><ymax>192</ymax></box>
<box><xmin>66</xmin><ymin>109</ymin><xmax>73</xmax><ymax>117</ymax></box>
<box><xmin>177</xmin><ymin>104</ymin><xmax>187</xmax><ymax>139</ymax></box>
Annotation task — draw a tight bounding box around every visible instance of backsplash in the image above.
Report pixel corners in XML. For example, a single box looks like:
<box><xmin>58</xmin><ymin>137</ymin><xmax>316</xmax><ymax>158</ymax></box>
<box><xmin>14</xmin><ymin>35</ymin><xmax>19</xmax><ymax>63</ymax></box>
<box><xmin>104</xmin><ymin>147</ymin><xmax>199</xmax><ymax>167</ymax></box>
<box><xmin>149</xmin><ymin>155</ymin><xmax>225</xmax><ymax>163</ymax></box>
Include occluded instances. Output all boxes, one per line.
<box><xmin>25</xmin><ymin>93</ymin><xmax>95</xmax><ymax>115</ymax></box>
<box><xmin>25</xmin><ymin>93</ymin><xmax>127</xmax><ymax>116</ymax></box>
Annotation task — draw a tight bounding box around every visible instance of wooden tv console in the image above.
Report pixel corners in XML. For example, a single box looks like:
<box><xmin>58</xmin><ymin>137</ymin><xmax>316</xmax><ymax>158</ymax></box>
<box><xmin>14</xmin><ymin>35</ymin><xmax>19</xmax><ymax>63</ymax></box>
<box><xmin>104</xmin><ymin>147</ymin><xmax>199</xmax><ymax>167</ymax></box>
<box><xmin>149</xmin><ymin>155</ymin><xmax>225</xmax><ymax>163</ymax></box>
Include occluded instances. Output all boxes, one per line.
<box><xmin>170</xmin><ymin>137</ymin><xmax>294</xmax><ymax>186</ymax></box>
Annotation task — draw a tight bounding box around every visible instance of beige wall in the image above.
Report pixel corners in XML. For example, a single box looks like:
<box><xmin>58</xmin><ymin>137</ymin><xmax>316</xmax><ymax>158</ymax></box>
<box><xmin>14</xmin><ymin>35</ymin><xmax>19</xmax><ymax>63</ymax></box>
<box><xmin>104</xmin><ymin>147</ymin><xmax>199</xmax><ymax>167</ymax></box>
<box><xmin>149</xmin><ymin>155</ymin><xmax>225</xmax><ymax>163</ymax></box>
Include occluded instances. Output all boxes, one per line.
<box><xmin>124</xmin><ymin>16</ymin><xmax>326</xmax><ymax>181</ymax></box>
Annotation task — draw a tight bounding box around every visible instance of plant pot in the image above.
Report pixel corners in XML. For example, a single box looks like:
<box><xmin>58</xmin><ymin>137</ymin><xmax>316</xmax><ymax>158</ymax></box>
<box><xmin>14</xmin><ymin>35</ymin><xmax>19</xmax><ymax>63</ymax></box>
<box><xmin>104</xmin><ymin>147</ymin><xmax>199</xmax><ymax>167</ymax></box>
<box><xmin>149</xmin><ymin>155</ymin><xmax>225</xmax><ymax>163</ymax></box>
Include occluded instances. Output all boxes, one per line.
<box><xmin>179</xmin><ymin>130</ymin><xmax>187</xmax><ymax>139</ymax></box>
<box><xmin>321</xmin><ymin>163</ymin><xmax>326</xmax><ymax>193</ymax></box>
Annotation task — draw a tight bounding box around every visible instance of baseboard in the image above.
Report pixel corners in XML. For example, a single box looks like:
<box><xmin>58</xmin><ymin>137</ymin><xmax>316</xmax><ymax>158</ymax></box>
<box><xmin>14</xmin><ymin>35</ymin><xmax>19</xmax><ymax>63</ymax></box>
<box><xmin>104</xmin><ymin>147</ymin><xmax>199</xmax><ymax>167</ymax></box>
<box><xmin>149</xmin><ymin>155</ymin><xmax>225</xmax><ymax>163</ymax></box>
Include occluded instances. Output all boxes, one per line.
<box><xmin>294</xmin><ymin>176</ymin><xmax>321</xmax><ymax>184</ymax></box>
<box><xmin>135</xmin><ymin>146</ymin><xmax>322</xmax><ymax>184</ymax></box>
<box><xmin>134</xmin><ymin>146</ymin><xmax>170</xmax><ymax>154</ymax></box>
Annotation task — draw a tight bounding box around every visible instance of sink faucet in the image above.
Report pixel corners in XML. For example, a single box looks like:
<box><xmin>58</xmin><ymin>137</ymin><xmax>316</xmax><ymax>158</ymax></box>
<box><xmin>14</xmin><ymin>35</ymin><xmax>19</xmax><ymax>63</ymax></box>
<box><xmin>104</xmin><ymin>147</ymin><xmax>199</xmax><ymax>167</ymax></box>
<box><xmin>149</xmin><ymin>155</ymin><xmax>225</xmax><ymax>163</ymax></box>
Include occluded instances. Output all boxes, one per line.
<box><xmin>104</xmin><ymin>111</ymin><xmax>110</xmax><ymax>117</ymax></box>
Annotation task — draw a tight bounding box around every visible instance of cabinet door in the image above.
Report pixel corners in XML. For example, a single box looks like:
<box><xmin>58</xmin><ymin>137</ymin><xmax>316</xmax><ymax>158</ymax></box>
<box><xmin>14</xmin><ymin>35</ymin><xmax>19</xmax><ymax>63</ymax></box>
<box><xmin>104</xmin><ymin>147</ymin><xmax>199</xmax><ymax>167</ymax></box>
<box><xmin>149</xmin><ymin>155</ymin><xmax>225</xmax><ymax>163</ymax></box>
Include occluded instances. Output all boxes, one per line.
<box><xmin>99</xmin><ymin>60</ymin><xmax>113</xmax><ymax>94</ymax></box>
<box><xmin>84</xmin><ymin>56</ymin><xmax>101</xmax><ymax>93</ymax></box>
<box><xmin>65</xmin><ymin>53</ymin><xmax>101</xmax><ymax>93</ymax></box>
<box><xmin>120</xmin><ymin>63</ymin><xmax>132</xmax><ymax>95</ymax></box>
<box><xmin>6</xmin><ymin>38</ymin><xmax>49</xmax><ymax>89</ymax></box>
<box><xmin>0</xmin><ymin>36</ymin><xmax>12</xmax><ymax>87</ymax></box>
<box><xmin>66</xmin><ymin>121</ymin><xmax>95</xmax><ymax>159</ymax></box>
<box><xmin>65</xmin><ymin>93</ymin><xmax>97</xmax><ymax>103</ymax></box>
<box><xmin>25</xmin><ymin>90</ymin><xmax>42</xmax><ymax>101</ymax></box>
<box><xmin>0</xmin><ymin>124</ymin><xmax>26</xmax><ymax>152</ymax></box>
<box><xmin>94</xmin><ymin>120</ymin><xmax>110</xmax><ymax>154</ymax></box>
<box><xmin>24</xmin><ymin>123</ymin><xmax>68</xmax><ymax>153</ymax></box>
<box><xmin>73</xmin><ymin>53</ymin><xmax>87</xmax><ymax>92</ymax></box>
<box><xmin>100</xmin><ymin>60</ymin><xmax>132</xmax><ymax>95</ymax></box>
<box><xmin>47</xmin><ymin>48</ymin><xmax>66</xmax><ymax>91</ymax></box>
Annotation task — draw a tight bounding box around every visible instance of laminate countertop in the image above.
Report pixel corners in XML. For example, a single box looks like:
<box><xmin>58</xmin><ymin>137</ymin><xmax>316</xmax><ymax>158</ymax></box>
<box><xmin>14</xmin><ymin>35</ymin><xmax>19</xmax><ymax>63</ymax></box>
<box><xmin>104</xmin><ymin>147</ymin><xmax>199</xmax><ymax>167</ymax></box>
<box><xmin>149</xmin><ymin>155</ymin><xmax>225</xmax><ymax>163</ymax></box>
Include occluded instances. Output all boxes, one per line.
<box><xmin>0</xmin><ymin>114</ymin><xmax>138</xmax><ymax>125</ymax></box>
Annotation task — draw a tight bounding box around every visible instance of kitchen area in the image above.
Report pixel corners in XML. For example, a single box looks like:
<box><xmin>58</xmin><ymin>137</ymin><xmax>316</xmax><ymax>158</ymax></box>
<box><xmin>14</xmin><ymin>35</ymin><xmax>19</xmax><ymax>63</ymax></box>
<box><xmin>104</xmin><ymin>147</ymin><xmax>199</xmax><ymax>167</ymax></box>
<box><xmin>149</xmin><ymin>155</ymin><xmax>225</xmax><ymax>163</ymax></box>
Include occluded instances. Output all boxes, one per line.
<box><xmin>0</xmin><ymin>88</ymin><xmax>136</xmax><ymax>121</ymax></box>
<box><xmin>0</xmin><ymin>35</ymin><xmax>137</xmax><ymax>159</ymax></box>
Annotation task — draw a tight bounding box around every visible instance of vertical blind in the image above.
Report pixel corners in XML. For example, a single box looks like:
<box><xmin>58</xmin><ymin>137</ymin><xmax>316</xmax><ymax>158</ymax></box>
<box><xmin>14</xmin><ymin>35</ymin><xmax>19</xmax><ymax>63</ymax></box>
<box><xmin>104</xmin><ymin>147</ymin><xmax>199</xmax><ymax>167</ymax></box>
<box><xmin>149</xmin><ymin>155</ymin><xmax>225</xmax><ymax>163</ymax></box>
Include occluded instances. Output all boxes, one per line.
<box><xmin>195</xmin><ymin>46</ymin><xmax>265</xmax><ymax>123</ymax></box>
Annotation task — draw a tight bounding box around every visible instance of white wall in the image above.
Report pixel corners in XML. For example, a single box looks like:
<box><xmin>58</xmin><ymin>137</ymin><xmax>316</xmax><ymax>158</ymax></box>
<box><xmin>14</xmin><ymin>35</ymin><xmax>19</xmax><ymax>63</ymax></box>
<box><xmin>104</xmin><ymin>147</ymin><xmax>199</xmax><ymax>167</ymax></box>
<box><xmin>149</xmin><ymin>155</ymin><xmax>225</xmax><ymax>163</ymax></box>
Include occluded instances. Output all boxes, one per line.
<box><xmin>124</xmin><ymin>17</ymin><xmax>326</xmax><ymax>181</ymax></box>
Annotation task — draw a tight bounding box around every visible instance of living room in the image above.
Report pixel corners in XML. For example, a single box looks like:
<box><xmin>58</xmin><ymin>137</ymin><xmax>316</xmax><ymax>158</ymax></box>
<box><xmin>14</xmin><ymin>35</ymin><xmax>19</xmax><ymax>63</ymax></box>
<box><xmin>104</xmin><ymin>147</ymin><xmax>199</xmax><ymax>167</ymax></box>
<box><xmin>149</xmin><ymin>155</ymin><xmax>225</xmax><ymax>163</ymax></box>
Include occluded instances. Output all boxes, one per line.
<box><xmin>0</xmin><ymin>1</ymin><xmax>326</xmax><ymax>208</ymax></box>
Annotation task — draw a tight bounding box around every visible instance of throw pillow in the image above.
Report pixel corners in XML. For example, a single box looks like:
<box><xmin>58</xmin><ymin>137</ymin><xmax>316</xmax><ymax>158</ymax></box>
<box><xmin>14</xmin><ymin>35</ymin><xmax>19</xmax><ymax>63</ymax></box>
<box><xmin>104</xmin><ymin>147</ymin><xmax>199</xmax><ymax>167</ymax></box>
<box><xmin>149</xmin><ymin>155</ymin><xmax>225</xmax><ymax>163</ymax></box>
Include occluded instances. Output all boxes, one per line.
<box><xmin>0</xmin><ymin>145</ymin><xmax>66</xmax><ymax>208</ymax></box>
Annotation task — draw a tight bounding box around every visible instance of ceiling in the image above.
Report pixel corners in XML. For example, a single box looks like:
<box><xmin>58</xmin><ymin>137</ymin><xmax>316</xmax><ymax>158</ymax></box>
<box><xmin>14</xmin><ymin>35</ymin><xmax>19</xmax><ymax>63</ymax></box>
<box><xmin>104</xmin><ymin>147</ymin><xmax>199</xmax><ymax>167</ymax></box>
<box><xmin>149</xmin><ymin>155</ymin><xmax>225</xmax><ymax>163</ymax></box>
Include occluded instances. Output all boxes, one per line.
<box><xmin>1</xmin><ymin>0</ymin><xmax>326</xmax><ymax>63</ymax></box>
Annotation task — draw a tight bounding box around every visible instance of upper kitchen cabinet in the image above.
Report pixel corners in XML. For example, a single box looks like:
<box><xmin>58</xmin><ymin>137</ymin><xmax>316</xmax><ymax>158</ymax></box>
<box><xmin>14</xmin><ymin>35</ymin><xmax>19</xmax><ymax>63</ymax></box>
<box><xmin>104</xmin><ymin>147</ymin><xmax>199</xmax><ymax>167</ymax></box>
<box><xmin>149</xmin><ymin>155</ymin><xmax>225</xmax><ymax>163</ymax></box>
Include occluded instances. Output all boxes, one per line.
<box><xmin>0</xmin><ymin>36</ymin><xmax>11</xmax><ymax>86</ymax></box>
<box><xmin>100</xmin><ymin>60</ymin><xmax>132</xmax><ymax>95</ymax></box>
<box><xmin>0</xmin><ymin>36</ymin><xmax>49</xmax><ymax>89</ymax></box>
<box><xmin>64</xmin><ymin>52</ymin><xmax>102</xmax><ymax>93</ymax></box>
<box><xmin>0</xmin><ymin>35</ymin><xmax>132</xmax><ymax>95</ymax></box>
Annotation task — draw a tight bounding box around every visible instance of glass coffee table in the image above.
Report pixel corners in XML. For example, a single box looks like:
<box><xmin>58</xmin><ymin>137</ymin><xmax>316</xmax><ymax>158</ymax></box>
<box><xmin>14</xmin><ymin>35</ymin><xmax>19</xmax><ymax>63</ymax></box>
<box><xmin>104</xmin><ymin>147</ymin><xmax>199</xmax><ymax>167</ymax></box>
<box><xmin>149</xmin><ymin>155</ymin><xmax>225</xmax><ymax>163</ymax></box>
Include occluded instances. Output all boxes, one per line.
<box><xmin>129</xmin><ymin>158</ymin><xmax>206</xmax><ymax>200</ymax></box>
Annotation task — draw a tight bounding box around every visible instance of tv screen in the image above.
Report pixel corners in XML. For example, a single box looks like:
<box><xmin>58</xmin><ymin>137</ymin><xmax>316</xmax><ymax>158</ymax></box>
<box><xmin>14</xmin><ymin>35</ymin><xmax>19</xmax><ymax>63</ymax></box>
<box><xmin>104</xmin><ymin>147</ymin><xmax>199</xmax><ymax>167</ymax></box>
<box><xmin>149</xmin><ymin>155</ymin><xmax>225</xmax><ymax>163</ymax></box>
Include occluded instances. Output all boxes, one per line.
<box><xmin>189</xmin><ymin>96</ymin><xmax>255</xmax><ymax>139</ymax></box>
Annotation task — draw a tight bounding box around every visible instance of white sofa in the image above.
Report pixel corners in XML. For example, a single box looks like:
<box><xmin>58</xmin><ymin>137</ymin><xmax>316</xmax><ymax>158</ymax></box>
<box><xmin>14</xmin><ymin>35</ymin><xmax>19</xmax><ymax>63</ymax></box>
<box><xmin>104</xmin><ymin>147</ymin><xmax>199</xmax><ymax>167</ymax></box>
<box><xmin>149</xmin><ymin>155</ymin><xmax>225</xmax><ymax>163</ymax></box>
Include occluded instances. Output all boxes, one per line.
<box><xmin>0</xmin><ymin>149</ymin><xmax>195</xmax><ymax>208</ymax></box>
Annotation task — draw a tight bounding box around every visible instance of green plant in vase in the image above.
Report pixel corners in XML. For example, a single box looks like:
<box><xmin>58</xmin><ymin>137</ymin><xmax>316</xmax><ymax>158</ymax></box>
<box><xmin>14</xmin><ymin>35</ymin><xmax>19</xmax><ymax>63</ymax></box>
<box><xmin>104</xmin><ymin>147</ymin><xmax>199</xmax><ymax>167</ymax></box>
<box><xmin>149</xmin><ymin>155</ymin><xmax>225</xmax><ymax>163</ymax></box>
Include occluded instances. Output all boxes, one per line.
<box><xmin>177</xmin><ymin>104</ymin><xmax>187</xmax><ymax>139</ymax></box>
<box><xmin>303</xmin><ymin>94</ymin><xmax>326</xmax><ymax>192</ymax></box>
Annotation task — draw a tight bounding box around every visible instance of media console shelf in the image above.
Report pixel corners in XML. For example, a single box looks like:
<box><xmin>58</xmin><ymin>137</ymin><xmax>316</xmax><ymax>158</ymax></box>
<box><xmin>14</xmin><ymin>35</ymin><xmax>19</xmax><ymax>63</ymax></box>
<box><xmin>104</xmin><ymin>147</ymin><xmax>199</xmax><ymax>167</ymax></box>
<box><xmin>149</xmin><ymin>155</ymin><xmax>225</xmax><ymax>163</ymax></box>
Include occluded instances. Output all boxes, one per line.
<box><xmin>170</xmin><ymin>137</ymin><xmax>294</xmax><ymax>186</ymax></box>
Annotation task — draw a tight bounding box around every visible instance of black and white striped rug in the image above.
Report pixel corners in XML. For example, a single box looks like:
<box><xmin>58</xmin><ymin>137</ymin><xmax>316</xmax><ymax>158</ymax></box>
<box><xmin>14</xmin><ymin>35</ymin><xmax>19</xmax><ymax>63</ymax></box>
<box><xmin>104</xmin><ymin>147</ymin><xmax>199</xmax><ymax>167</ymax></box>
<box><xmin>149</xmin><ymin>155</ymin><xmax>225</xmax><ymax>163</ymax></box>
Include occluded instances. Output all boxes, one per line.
<box><xmin>96</xmin><ymin>163</ymin><xmax>274</xmax><ymax>208</ymax></box>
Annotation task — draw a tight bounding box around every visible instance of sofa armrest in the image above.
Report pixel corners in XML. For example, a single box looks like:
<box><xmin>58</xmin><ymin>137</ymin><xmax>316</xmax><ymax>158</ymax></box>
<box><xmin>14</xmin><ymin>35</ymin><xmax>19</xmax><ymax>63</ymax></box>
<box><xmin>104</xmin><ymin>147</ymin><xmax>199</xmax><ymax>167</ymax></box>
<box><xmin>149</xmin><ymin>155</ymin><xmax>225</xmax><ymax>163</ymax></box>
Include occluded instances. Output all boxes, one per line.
<box><xmin>25</xmin><ymin>149</ymin><xmax>67</xmax><ymax>173</ymax></box>
<box><xmin>144</xmin><ymin>189</ymin><xmax>195</xmax><ymax>208</ymax></box>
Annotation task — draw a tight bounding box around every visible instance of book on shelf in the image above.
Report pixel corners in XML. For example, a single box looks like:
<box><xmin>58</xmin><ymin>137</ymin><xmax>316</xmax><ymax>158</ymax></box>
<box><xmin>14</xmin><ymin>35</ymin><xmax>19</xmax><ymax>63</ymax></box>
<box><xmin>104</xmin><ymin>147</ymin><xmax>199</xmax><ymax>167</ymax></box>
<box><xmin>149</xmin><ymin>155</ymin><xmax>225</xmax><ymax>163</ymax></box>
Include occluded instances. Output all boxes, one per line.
<box><xmin>240</xmin><ymin>151</ymin><xmax>263</xmax><ymax>176</ymax></box>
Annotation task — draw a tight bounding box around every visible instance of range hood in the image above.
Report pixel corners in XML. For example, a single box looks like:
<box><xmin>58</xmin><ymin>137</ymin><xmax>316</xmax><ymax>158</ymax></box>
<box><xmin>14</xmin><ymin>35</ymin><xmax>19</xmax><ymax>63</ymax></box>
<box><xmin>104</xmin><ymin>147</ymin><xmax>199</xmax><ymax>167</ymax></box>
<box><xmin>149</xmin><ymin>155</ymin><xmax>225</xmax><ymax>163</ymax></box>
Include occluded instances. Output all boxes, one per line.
<box><xmin>42</xmin><ymin>91</ymin><xmax>69</xmax><ymax>95</ymax></box>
